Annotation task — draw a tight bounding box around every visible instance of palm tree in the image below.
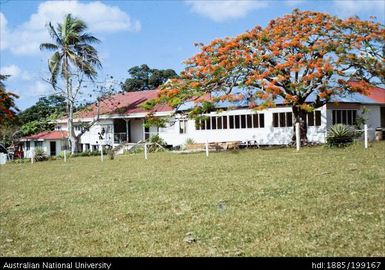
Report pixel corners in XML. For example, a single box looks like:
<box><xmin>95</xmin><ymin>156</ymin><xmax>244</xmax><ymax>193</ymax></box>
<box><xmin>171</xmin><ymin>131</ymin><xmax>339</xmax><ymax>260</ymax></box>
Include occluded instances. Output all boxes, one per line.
<box><xmin>40</xmin><ymin>14</ymin><xmax>101</xmax><ymax>153</ymax></box>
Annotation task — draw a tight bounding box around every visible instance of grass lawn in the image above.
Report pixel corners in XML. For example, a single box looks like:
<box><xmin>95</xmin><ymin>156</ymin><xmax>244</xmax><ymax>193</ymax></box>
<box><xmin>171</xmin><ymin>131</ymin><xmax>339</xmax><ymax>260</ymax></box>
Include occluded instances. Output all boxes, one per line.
<box><xmin>1</xmin><ymin>142</ymin><xmax>384</xmax><ymax>257</ymax></box>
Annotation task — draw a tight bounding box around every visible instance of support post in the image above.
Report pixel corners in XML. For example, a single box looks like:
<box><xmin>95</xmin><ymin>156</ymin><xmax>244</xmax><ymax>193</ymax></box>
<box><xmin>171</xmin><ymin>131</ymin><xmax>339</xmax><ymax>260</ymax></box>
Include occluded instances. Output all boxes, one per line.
<box><xmin>144</xmin><ymin>143</ymin><xmax>148</xmax><ymax>160</ymax></box>
<box><xmin>100</xmin><ymin>144</ymin><xmax>104</xmax><ymax>162</ymax></box>
<box><xmin>31</xmin><ymin>149</ymin><xmax>34</xmax><ymax>164</ymax></box>
<box><xmin>296</xmin><ymin>122</ymin><xmax>300</xmax><ymax>151</ymax></box>
<box><xmin>64</xmin><ymin>150</ymin><xmax>67</xmax><ymax>162</ymax></box>
<box><xmin>205</xmin><ymin>139</ymin><xmax>209</xmax><ymax>157</ymax></box>
<box><xmin>125</xmin><ymin>119</ymin><xmax>129</xmax><ymax>142</ymax></box>
<box><xmin>364</xmin><ymin>124</ymin><xmax>368</xmax><ymax>149</ymax></box>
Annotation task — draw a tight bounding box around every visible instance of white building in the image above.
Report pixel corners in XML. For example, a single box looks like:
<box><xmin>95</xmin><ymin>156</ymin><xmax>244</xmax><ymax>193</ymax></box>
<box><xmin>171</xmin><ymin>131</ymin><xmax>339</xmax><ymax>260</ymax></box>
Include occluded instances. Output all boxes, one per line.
<box><xmin>21</xmin><ymin>86</ymin><xmax>385</xmax><ymax>157</ymax></box>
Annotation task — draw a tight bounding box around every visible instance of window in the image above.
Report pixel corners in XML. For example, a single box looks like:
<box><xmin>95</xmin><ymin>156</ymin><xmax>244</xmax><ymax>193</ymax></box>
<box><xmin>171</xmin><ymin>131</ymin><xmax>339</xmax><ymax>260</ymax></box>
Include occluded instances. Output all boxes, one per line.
<box><xmin>253</xmin><ymin>114</ymin><xmax>259</xmax><ymax>128</ymax></box>
<box><xmin>259</xmin><ymin>114</ymin><xmax>265</xmax><ymax>128</ymax></box>
<box><xmin>307</xmin><ymin>111</ymin><xmax>322</xmax><ymax>127</ymax></box>
<box><xmin>179</xmin><ymin>119</ymin><xmax>188</xmax><ymax>134</ymax></box>
<box><xmin>75</xmin><ymin>125</ymin><xmax>82</xmax><ymax>131</ymax></box>
<box><xmin>286</xmin><ymin>112</ymin><xmax>293</xmax><ymax>127</ymax></box>
<box><xmin>26</xmin><ymin>141</ymin><xmax>30</xmax><ymax>151</ymax></box>
<box><xmin>279</xmin><ymin>113</ymin><xmax>286</xmax><ymax>127</ymax></box>
<box><xmin>217</xmin><ymin>116</ymin><xmax>223</xmax><ymax>129</ymax></box>
<box><xmin>200</xmin><ymin>119</ymin><xmax>206</xmax><ymax>130</ymax></box>
<box><xmin>273</xmin><ymin>113</ymin><xmax>279</xmax><ymax>127</ymax></box>
<box><xmin>195</xmin><ymin>113</ymin><xmax>265</xmax><ymax>130</ymax></box>
<box><xmin>229</xmin><ymin>116</ymin><xmax>235</xmax><ymax>129</ymax></box>
<box><xmin>308</xmin><ymin>112</ymin><xmax>315</xmax><ymax>126</ymax></box>
<box><xmin>234</xmin><ymin>115</ymin><xmax>240</xmax><ymax>129</ymax></box>
<box><xmin>273</xmin><ymin>112</ymin><xmax>293</xmax><ymax>127</ymax></box>
<box><xmin>211</xmin><ymin>117</ymin><xmax>217</xmax><ymax>130</ymax></box>
<box><xmin>240</xmin><ymin>115</ymin><xmax>246</xmax><ymax>128</ymax></box>
<box><xmin>206</xmin><ymin>117</ymin><xmax>211</xmax><ymax>129</ymax></box>
<box><xmin>315</xmin><ymin>111</ymin><xmax>321</xmax><ymax>126</ymax></box>
<box><xmin>246</xmin><ymin>115</ymin><xmax>252</xmax><ymax>128</ymax></box>
<box><xmin>223</xmin><ymin>116</ymin><xmax>228</xmax><ymax>129</ymax></box>
<box><xmin>34</xmin><ymin>141</ymin><xmax>43</xmax><ymax>148</ymax></box>
<box><xmin>332</xmin><ymin>110</ymin><xmax>357</xmax><ymax>125</ymax></box>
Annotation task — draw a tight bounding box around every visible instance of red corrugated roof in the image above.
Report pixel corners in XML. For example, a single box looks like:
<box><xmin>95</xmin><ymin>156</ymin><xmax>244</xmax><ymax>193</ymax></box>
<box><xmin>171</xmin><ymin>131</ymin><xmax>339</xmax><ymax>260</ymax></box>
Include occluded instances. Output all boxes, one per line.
<box><xmin>75</xmin><ymin>89</ymin><xmax>172</xmax><ymax>118</ymax></box>
<box><xmin>349</xmin><ymin>81</ymin><xmax>385</xmax><ymax>103</ymax></box>
<box><xmin>22</xmin><ymin>131</ymin><xmax>68</xmax><ymax>141</ymax></box>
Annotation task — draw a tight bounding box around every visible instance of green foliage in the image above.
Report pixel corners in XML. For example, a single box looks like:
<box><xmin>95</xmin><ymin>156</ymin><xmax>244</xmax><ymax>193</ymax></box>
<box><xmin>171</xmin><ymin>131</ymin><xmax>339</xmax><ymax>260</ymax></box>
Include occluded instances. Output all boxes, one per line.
<box><xmin>147</xmin><ymin>134</ymin><xmax>167</xmax><ymax>152</ymax></box>
<box><xmin>121</xmin><ymin>64</ymin><xmax>178</xmax><ymax>92</ymax></box>
<box><xmin>33</xmin><ymin>147</ymin><xmax>48</xmax><ymax>162</ymax></box>
<box><xmin>0</xmin><ymin>74</ymin><xmax>19</xmax><ymax>125</ymax></box>
<box><xmin>70</xmin><ymin>150</ymin><xmax>106</xmax><ymax>158</ymax></box>
<box><xmin>326</xmin><ymin>124</ymin><xmax>359</xmax><ymax>147</ymax></box>
<box><xmin>20</xmin><ymin>119</ymin><xmax>55</xmax><ymax>136</ymax></box>
<box><xmin>144</xmin><ymin>114</ymin><xmax>167</xmax><ymax>128</ymax></box>
<box><xmin>18</xmin><ymin>95</ymin><xmax>66</xmax><ymax>124</ymax></box>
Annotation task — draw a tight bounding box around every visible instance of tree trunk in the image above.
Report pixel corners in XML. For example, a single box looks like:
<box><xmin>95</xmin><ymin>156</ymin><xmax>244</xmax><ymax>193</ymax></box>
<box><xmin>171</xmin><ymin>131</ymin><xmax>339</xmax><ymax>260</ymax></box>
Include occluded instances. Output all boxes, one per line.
<box><xmin>292</xmin><ymin>106</ymin><xmax>308</xmax><ymax>146</ymax></box>
<box><xmin>68</xmin><ymin>99</ymin><xmax>78</xmax><ymax>154</ymax></box>
<box><xmin>64</xmin><ymin>70</ymin><xmax>78</xmax><ymax>154</ymax></box>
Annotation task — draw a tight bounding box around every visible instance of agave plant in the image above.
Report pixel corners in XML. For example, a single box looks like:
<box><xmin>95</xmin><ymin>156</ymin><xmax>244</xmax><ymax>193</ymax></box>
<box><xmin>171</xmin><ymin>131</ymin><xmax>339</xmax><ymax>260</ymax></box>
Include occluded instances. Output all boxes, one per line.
<box><xmin>326</xmin><ymin>124</ymin><xmax>357</xmax><ymax>147</ymax></box>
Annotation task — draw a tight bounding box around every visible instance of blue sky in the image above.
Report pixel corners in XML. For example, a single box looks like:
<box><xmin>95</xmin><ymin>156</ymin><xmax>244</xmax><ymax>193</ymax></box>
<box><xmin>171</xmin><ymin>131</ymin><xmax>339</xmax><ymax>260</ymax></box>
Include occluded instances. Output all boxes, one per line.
<box><xmin>1</xmin><ymin>0</ymin><xmax>384</xmax><ymax>110</ymax></box>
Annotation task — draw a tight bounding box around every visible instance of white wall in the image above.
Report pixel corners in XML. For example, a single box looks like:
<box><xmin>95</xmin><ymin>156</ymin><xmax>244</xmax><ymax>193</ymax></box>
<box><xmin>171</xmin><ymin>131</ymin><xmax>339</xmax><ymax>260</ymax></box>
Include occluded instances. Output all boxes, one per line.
<box><xmin>364</xmin><ymin>105</ymin><xmax>381</xmax><ymax>141</ymax></box>
<box><xmin>158</xmin><ymin>106</ymin><xmax>328</xmax><ymax>146</ymax></box>
<box><xmin>24</xmin><ymin>140</ymin><xmax>66</xmax><ymax>158</ymax></box>
<box><xmin>130</xmin><ymin>119</ymin><xmax>144</xmax><ymax>142</ymax></box>
<box><xmin>326</xmin><ymin>104</ymin><xmax>382</xmax><ymax>141</ymax></box>
<box><xmin>60</xmin><ymin>119</ymin><xmax>114</xmax><ymax>147</ymax></box>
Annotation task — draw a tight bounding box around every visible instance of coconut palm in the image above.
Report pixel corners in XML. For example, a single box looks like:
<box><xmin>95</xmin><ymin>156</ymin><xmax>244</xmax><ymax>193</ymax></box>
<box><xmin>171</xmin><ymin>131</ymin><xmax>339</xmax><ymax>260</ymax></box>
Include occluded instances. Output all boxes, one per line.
<box><xmin>40</xmin><ymin>14</ymin><xmax>101</xmax><ymax>153</ymax></box>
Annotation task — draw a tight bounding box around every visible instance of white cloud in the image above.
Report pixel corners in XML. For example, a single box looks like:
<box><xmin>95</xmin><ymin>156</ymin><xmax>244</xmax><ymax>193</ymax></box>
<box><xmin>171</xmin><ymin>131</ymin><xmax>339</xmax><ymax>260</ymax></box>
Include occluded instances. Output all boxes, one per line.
<box><xmin>0</xmin><ymin>65</ymin><xmax>31</xmax><ymax>80</ymax></box>
<box><xmin>28</xmin><ymin>81</ymin><xmax>52</xmax><ymax>97</ymax></box>
<box><xmin>0</xmin><ymin>13</ymin><xmax>9</xmax><ymax>50</ymax></box>
<box><xmin>1</xmin><ymin>1</ymin><xmax>141</xmax><ymax>55</ymax></box>
<box><xmin>333</xmin><ymin>0</ymin><xmax>385</xmax><ymax>18</ymax></box>
<box><xmin>185</xmin><ymin>0</ymin><xmax>268</xmax><ymax>22</ymax></box>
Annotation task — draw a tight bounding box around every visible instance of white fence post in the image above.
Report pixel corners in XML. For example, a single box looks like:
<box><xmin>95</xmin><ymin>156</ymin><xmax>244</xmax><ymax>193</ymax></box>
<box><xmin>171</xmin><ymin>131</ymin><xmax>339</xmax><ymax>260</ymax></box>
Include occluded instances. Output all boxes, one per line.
<box><xmin>64</xmin><ymin>150</ymin><xmax>67</xmax><ymax>162</ymax></box>
<box><xmin>364</xmin><ymin>124</ymin><xmax>368</xmax><ymax>149</ymax></box>
<box><xmin>144</xmin><ymin>143</ymin><xmax>148</xmax><ymax>160</ymax></box>
<box><xmin>296</xmin><ymin>122</ymin><xmax>300</xmax><ymax>151</ymax></box>
<box><xmin>205</xmin><ymin>139</ymin><xmax>209</xmax><ymax>157</ymax></box>
<box><xmin>100</xmin><ymin>144</ymin><xmax>104</xmax><ymax>162</ymax></box>
<box><xmin>31</xmin><ymin>149</ymin><xmax>34</xmax><ymax>164</ymax></box>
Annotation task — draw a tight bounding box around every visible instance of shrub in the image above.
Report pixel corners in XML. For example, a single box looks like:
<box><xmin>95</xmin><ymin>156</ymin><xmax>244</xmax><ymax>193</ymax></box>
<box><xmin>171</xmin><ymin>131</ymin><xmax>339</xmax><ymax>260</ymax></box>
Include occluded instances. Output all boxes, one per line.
<box><xmin>185</xmin><ymin>138</ymin><xmax>195</xmax><ymax>145</ymax></box>
<box><xmin>147</xmin><ymin>135</ymin><xmax>167</xmax><ymax>152</ymax></box>
<box><xmin>107</xmin><ymin>146</ymin><xmax>115</xmax><ymax>160</ymax></box>
<box><xmin>33</xmin><ymin>147</ymin><xmax>48</xmax><ymax>162</ymax></box>
<box><xmin>326</xmin><ymin>124</ymin><xmax>358</xmax><ymax>147</ymax></box>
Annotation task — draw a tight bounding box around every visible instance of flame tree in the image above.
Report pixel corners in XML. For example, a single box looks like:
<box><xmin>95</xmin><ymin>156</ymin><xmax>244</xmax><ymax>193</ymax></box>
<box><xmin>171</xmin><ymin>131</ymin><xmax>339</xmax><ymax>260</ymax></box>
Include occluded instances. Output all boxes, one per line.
<box><xmin>148</xmin><ymin>10</ymin><xmax>384</xmax><ymax>145</ymax></box>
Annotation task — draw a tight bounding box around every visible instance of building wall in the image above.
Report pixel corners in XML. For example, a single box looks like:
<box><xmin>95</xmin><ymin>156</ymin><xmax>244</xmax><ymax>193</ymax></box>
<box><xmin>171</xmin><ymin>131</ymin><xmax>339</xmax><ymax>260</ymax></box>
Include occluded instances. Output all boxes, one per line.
<box><xmin>365</xmin><ymin>105</ymin><xmax>381</xmax><ymax>140</ymax></box>
<box><xmin>130</xmin><ymin>119</ymin><xmax>144</xmax><ymax>142</ymax></box>
<box><xmin>59</xmin><ymin>119</ymin><xmax>114</xmax><ymax>149</ymax></box>
<box><xmin>51</xmin><ymin>103</ymin><xmax>382</xmax><ymax>150</ymax></box>
<box><xmin>24</xmin><ymin>140</ymin><xmax>66</xmax><ymax>158</ymax></box>
<box><xmin>158</xmin><ymin>105</ymin><xmax>328</xmax><ymax>146</ymax></box>
<box><xmin>326</xmin><ymin>104</ymin><xmax>382</xmax><ymax>141</ymax></box>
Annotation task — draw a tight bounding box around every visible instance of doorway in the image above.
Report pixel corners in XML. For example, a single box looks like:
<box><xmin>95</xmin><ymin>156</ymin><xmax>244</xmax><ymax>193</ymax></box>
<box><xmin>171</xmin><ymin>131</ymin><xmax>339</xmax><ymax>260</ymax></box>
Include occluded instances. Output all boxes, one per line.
<box><xmin>50</xmin><ymin>141</ymin><xmax>56</xmax><ymax>156</ymax></box>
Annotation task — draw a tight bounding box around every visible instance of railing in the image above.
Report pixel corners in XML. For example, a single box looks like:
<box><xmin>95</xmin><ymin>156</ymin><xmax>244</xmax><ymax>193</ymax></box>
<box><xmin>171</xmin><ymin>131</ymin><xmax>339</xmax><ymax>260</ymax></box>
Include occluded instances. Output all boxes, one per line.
<box><xmin>114</xmin><ymin>132</ymin><xmax>128</xmax><ymax>144</ymax></box>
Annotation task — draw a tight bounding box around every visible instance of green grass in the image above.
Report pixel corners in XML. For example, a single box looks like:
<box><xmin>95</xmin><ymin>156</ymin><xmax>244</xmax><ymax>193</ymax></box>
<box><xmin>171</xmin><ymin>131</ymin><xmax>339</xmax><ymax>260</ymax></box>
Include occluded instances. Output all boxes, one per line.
<box><xmin>1</xmin><ymin>142</ymin><xmax>384</xmax><ymax>256</ymax></box>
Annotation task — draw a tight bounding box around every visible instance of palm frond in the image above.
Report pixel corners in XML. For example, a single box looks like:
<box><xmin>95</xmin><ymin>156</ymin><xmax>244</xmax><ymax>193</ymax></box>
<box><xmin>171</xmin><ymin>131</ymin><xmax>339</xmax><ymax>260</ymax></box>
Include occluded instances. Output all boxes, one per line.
<box><xmin>48</xmin><ymin>52</ymin><xmax>62</xmax><ymax>87</ymax></box>
<box><xmin>40</xmin><ymin>43</ymin><xmax>58</xmax><ymax>51</ymax></box>
<box><xmin>79</xmin><ymin>33</ymin><xmax>100</xmax><ymax>44</ymax></box>
<box><xmin>47</xmin><ymin>22</ymin><xmax>62</xmax><ymax>46</ymax></box>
